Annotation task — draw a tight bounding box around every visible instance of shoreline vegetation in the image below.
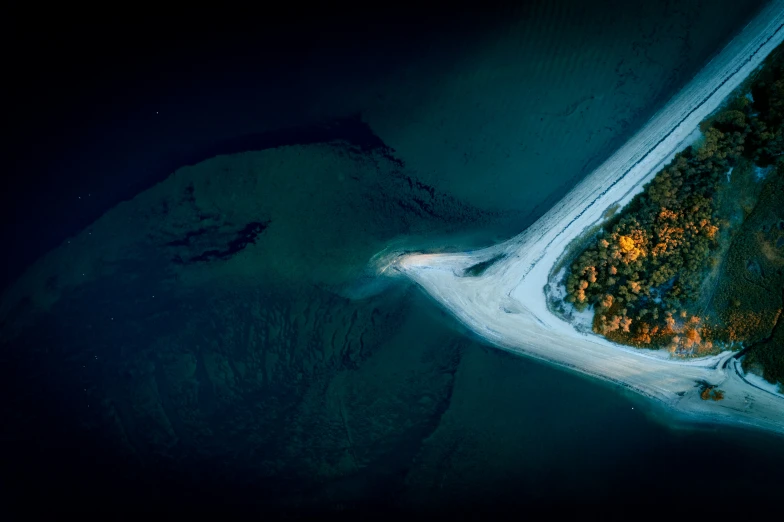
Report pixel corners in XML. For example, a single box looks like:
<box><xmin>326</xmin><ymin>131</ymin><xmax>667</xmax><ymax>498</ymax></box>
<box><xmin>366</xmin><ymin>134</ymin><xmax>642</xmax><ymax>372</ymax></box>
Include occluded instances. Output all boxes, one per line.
<box><xmin>561</xmin><ymin>45</ymin><xmax>784</xmax><ymax>391</ymax></box>
<box><xmin>389</xmin><ymin>1</ymin><xmax>784</xmax><ymax>435</ymax></box>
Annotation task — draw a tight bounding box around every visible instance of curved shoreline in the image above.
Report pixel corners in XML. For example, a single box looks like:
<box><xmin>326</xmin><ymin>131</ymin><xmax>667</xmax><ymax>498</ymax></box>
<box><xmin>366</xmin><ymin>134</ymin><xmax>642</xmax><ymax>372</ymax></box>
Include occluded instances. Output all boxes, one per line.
<box><xmin>390</xmin><ymin>1</ymin><xmax>784</xmax><ymax>435</ymax></box>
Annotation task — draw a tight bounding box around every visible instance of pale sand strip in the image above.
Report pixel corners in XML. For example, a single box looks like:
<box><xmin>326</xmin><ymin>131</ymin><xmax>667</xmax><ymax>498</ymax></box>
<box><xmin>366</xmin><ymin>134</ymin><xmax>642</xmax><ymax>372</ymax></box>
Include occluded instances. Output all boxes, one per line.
<box><xmin>389</xmin><ymin>1</ymin><xmax>784</xmax><ymax>434</ymax></box>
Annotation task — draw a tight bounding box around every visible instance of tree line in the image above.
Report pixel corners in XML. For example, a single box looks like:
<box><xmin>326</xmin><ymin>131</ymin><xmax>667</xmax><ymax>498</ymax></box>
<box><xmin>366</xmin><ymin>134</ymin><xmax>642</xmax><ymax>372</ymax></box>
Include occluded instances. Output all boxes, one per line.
<box><xmin>563</xmin><ymin>46</ymin><xmax>784</xmax><ymax>354</ymax></box>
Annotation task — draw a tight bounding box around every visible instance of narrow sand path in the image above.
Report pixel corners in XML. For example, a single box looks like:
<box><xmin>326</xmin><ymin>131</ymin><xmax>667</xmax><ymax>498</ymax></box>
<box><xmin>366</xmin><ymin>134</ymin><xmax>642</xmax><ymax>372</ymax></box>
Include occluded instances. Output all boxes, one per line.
<box><xmin>389</xmin><ymin>1</ymin><xmax>784</xmax><ymax>435</ymax></box>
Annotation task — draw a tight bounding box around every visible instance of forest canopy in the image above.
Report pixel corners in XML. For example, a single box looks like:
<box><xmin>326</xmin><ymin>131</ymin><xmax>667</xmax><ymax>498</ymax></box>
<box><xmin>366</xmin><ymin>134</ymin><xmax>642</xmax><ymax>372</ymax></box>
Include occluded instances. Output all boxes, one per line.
<box><xmin>562</xmin><ymin>46</ymin><xmax>784</xmax><ymax>380</ymax></box>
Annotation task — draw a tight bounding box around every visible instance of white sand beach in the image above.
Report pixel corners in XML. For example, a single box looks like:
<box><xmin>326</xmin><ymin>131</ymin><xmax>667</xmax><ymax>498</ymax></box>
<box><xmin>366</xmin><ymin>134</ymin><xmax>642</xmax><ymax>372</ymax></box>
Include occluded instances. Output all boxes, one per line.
<box><xmin>388</xmin><ymin>1</ymin><xmax>784</xmax><ymax>434</ymax></box>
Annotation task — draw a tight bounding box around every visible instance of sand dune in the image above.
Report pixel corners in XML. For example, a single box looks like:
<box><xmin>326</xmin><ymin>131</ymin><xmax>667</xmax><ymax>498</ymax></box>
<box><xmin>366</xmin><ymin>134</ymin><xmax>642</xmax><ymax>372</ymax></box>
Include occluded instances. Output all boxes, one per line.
<box><xmin>389</xmin><ymin>1</ymin><xmax>784</xmax><ymax>434</ymax></box>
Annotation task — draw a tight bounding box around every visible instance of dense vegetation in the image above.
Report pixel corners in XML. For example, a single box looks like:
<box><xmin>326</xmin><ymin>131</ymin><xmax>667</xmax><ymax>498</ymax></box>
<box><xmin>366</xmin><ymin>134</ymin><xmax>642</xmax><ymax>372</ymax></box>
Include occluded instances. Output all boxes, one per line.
<box><xmin>562</xmin><ymin>46</ymin><xmax>784</xmax><ymax>385</ymax></box>
<box><xmin>710</xmin><ymin>163</ymin><xmax>783</xmax><ymax>347</ymax></box>
<box><xmin>744</xmin><ymin>298</ymin><xmax>784</xmax><ymax>386</ymax></box>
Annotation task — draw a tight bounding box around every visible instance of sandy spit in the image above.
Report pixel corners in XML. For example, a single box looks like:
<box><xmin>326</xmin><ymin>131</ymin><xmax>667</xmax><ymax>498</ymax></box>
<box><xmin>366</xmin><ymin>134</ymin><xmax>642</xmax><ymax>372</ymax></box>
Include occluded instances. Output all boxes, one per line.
<box><xmin>389</xmin><ymin>1</ymin><xmax>784</xmax><ymax>435</ymax></box>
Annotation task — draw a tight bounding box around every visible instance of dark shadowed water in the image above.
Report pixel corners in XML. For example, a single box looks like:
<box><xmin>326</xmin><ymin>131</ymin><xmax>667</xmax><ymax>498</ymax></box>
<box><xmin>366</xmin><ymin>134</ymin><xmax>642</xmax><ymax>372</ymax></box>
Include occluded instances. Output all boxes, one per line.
<box><xmin>2</xmin><ymin>1</ymin><xmax>782</xmax><ymax>518</ymax></box>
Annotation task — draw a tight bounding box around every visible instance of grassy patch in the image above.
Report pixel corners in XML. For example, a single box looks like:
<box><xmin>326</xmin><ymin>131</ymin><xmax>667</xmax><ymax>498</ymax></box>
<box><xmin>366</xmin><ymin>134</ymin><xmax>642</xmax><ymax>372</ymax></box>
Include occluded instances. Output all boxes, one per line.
<box><xmin>709</xmin><ymin>164</ymin><xmax>784</xmax><ymax>345</ymax></box>
<box><xmin>743</xmin><ymin>303</ymin><xmax>784</xmax><ymax>387</ymax></box>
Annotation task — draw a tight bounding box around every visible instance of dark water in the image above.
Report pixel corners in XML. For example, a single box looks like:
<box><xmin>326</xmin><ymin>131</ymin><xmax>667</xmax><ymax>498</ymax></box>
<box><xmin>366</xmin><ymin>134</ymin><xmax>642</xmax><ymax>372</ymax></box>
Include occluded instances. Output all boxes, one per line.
<box><xmin>3</xmin><ymin>2</ymin><xmax>783</xmax><ymax>518</ymax></box>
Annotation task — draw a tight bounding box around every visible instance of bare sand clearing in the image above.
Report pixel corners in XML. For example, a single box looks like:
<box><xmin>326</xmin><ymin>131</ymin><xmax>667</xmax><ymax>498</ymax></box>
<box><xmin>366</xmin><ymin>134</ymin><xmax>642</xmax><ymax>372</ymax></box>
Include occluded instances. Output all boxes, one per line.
<box><xmin>386</xmin><ymin>1</ymin><xmax>784</xmax><ymax>434</ymax></box>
